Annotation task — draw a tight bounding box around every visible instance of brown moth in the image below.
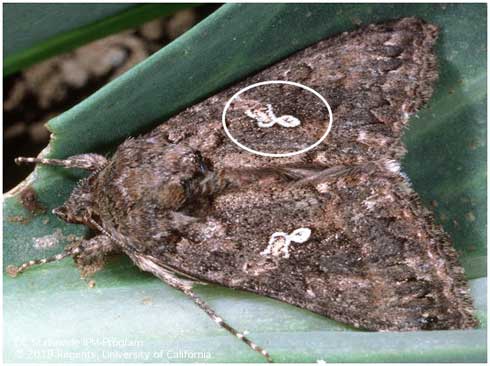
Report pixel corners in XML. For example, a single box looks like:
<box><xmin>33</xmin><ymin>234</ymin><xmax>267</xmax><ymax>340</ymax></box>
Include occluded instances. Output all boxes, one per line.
<box><xmin>9</xmin><ymin>17</ymin><xmax>477</xmax><ymax>362</ymax></box>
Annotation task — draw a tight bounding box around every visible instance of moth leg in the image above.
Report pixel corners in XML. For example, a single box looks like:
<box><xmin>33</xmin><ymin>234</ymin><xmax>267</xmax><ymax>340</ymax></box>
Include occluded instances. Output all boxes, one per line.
<box><xmin>129</xmin><ymin>252</ymin><xmax>273</xmax><ymax>363</ymax></box>
<box><xmin>15</xmin><ymin>153</ymin><xmax>107</xmax><ymax>172</ymax></box>
<box><xmin>6</xmin><ymin>234</ymin><xmax>114</xmax><ymax>278</ymax></box>
<box><xmin>71</xmin><ymin>235</ymin><xmax>120</xmax><ymax>278</ymax></box>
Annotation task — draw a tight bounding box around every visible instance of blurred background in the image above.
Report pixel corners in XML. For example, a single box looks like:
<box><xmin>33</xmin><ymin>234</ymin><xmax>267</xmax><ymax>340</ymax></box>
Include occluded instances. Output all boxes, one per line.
<box><xmin>3</xmin><ymin>4</ymin><xmax>220</xmax><ymax>192</ymax></box>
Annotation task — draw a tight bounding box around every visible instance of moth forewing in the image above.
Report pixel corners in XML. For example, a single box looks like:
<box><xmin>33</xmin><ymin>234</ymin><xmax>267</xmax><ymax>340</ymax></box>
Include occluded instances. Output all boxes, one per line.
<box><xmin>9</xmin><ymin>17</ymin><xmax>477</xmax><ymax>362</ymax></box>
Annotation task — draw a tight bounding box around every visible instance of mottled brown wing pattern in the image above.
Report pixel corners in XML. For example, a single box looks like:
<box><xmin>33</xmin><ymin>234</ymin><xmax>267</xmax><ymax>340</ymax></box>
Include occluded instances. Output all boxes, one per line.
<box><xmin>10</xmin><ymin>17</ymin><xmax>477</xmax><ymax>362</ymax></box>
<box><xmin>93</xmin><ymin>17</ymin><xmax>475</xmax><ymax>330</ymax></box>
<box><xmin>156</xmin><ymin>164</ymin><xmax>475</xmax><ymax>330</ymax></box>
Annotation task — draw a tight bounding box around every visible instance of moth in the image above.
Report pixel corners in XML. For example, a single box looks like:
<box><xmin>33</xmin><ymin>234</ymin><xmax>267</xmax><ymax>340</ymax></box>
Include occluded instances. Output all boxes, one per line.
<box><xmin>9</xmin><ymin>17</ymin><xmax>477</xmax><ymax>362</ymax></box>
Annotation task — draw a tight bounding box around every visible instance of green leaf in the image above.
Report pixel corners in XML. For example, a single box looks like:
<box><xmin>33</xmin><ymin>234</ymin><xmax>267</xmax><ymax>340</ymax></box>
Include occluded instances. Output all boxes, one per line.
<box><xmin>4</xmin><ymin>3</ymin><xmax>199</xmax><ymax>76</ymax></box>
<box><xmin>4</xmin><ymin>3</ymin><xmax>486</xmax><ymax>362</ymax></box>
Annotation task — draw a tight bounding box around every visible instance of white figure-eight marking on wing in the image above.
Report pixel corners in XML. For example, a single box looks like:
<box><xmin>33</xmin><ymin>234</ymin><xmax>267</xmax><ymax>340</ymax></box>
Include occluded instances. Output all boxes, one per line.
<box><xmin>245</xmin><ymin>103</ymin><xmax>301</xmax><ymax>128</ymax></box>
<box><xmin>261</xmin><ymin>228</ymin><xmax>312</xmax><ymax>259</ymax></box>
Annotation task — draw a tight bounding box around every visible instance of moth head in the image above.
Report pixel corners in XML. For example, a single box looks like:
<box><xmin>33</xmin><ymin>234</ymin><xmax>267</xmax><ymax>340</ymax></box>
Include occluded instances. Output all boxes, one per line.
<box><xmin>52</xmin><ymin>177</ymin><xmax>97</xmax><ymax>225</ymax></box>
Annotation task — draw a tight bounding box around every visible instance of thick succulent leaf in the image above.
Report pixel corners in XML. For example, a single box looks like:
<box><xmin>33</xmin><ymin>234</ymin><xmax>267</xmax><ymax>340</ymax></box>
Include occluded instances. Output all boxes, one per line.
<box><xmin>4</xmin><ymin>3</ymin><xmax>198</xmax><ymax>76</ymax></box>
<box><xmin>4</xmin><ymin>3</ymin><xmax>487</xmax><ymax>363</ymax></box>
<box><xmin>3</xmin><ymin>258</ymin><xmax>487</xmax><ymax>362</ymax></box>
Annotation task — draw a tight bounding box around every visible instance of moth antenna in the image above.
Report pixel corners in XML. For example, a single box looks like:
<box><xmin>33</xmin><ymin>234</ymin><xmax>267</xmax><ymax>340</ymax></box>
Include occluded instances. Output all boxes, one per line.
<box><xmin>6</xmin><ymin>245</ymin><xmax>82</xmax><ymax>277</ymax></box>
<box><xmin>183</xmin><ymin>288</ymin><xmax>273</xmax><ymax>362</ymax></box>
<box><xmin>15</xmin><ymin>153</ymin><xmax>108</xmax><ymax>171</ymax></box>
<box><xmin>130</xmin><ymin>253</ymin><xmax>273</xmax><ymax>362</ymax></box>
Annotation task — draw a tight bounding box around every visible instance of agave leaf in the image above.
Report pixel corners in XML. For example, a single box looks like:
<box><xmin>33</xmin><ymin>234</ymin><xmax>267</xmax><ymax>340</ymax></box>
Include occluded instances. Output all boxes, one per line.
<box><xmin>4</xmin><ymin>3</ymin><xmax>486</xmax><ymax>362</ymax></box>
<box><xmin>4</xmin><ymin>3</ymin><xmax>199</xmax><ymax>76</ymax></box>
